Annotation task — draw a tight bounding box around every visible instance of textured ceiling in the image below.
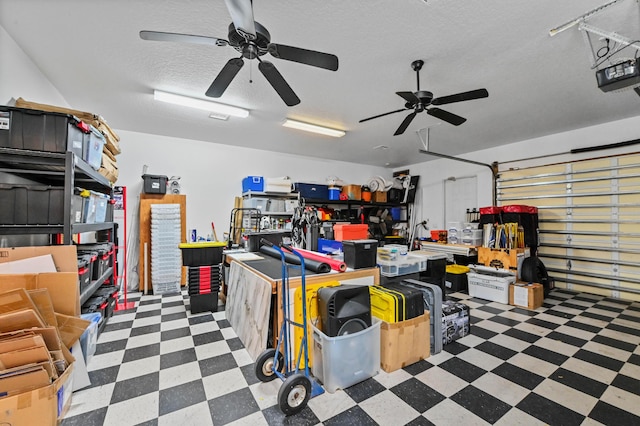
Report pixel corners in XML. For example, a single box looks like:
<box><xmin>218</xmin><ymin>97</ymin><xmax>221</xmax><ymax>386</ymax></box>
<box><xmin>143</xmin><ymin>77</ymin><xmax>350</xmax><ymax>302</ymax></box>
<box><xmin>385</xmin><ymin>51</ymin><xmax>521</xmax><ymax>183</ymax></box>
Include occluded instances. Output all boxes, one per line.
<box><xmin>1</xmin><ymin>0</ymin><xmax>640</xmax><ymax>168</ymax></box>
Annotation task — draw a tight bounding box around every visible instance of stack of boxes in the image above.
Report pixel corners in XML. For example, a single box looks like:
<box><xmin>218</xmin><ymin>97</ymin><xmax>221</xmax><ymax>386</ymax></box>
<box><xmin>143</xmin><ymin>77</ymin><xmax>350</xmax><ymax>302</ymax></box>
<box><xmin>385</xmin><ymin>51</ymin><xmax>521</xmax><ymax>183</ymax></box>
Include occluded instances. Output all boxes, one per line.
<box><xmin>14</xmin><ymin>97</ymin><xmax>121</xmax><ymax>184</ymax></box>
<box><xmin>150</xmin><ymin>204</ymin><xmax>182</xmax><ymax>295</ymax></box>
<box><xmin>179</xmin><ymin>242</ymin><xmax>226</xmax><ymax>314</ymax></box>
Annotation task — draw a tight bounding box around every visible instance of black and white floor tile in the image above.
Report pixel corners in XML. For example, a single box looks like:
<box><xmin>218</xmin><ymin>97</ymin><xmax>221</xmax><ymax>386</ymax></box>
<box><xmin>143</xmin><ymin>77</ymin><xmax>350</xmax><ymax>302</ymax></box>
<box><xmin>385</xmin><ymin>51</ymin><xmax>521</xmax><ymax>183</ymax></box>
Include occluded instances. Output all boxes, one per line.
<box><xmin>61</xmin><ymin>288</ymin><xmax>640</xmax><ymax>426</ymax></box>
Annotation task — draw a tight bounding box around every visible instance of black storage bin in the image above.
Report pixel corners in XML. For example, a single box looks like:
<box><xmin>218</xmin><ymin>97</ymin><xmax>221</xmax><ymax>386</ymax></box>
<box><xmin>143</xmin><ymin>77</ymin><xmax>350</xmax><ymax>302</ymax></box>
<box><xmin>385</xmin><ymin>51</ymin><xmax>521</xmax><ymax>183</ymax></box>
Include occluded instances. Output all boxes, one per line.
<box><xmin>188</xmin><ymin>265</ymin><xmax>221</xmax><ymax>296</ymax></box>
<box><xmin>0</xmin><ymin>184</ymin><xmax>26</xmax><ymax>224</ymax></box>
<box><xmin>246</xmin><ymin>230</ymin><xmax>291</xmax><ymax>253</ymax></box>
<box><xmin>93</xmin><ymin>285</ymin><xmax>118</xmax><ymax>319</ymax></box>
<box><xmin>0</xmin><ymin>106</ymin><xmax>88</xmax><ymax>156</ymax></box>
<box><xmin>77</xmin><ymin>250</ymin><xmax>98</xmax><ymax>280</ymax></box>
<box><xmin>77</xmin><ymin>255</ymin><xmax>93</xmax><ymax>295</ymax></box>
<box><xmin>77</xmin><ymin>243</ymin><xmax>113</xmax><ymax>279</ymax></box>
<box><xmin>445</xmin><ymin>266</ymin><xmax>469</xmax><ymax>292</ymax></box>
<box><xmin>142</xmin><ymin>174</ymin><xmax>168</xmax><ymax>194</ymax></box>
<box><xmin>342</xmin><ymin>239</ymin><xmax>378</xmax><ymax>269</ymax></box>
<box><xmin>190</xmin><ymin>292</ymin><xmax>219</xmax><ymax>314</ymax></box>
<box><xmin>418</xmin><ymin>256</ymin><xmax>447</xmax><ymax>298</ymax></box>
<box><xmin>387</xmin><ymin>188</ymin><xmax>404</xmax><ymax>203</ymax></box>
<box><xmin>82</xmin><ymin>295</ymin><xmax>109</xmax><ymax>333</ymax></box>
<box><xmin>179</xmin><ymin>243</ymin><xmax>225</xmax><ymax>267</ymax></box>
<box><xmin>0</xmin><ymin>185</ymin><xmax>64</xmax><ymax>225</ymax></box>
<box><xmin>26</xmin><ymin>186</ymin><xmax>64</xmax><ymax>225</ymax></box>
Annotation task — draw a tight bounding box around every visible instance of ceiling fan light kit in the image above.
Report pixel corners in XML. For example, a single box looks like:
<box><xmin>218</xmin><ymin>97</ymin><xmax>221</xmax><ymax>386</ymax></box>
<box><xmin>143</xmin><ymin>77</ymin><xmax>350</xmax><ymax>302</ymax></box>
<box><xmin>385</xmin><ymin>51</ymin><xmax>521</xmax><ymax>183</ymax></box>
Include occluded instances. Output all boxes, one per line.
<box><xmin>153</xmin><ymin>90</ymin><xmax>249</xmax><ymax>118</ymax></box>
<box><xmin>359</xmin><ymin>59</ymin><xmax>489</xmax><ymax>135</ymax></box>
<box><xmin>282</xmin><ymin>119</ymin><xmax>346</xmax><ymax>138</ymax></box>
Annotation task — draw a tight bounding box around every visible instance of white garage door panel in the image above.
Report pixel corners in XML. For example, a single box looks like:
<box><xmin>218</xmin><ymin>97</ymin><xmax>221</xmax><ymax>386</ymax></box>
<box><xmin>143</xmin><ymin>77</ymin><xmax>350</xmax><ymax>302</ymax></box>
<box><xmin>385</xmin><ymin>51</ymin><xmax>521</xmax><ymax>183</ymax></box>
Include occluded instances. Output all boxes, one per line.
<box><xmin>498</xmin><ymin>153</ymin><xmax>640</xmax><ymax>301</ymax></box>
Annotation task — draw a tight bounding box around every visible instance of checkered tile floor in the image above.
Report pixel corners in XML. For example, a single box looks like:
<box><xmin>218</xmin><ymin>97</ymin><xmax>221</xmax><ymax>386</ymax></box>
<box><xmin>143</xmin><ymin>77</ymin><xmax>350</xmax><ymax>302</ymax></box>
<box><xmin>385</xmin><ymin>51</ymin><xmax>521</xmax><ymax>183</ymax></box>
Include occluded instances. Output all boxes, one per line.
<box><xmin>60</xmin><ymin>288</ymin><xmax>640</xmax><ymax>426</ymax></box>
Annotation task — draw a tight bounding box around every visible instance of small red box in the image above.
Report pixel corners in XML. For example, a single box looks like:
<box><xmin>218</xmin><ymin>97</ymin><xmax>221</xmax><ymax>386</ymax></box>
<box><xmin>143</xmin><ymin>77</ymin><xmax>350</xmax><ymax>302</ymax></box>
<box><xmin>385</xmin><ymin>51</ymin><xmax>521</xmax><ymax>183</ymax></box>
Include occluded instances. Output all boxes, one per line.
<box><xmin>333</xmin><ymin>224</ymin><xmax>368</xmax><ymax>241</ymax></box>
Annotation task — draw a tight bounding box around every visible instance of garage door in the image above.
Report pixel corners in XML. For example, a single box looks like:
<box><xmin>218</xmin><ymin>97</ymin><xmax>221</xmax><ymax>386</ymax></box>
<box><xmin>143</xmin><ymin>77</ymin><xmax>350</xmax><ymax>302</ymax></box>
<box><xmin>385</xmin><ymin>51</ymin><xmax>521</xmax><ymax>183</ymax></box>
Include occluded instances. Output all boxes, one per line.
<box><xmin>496</xmin><ymin>153</ymin><xmax>640</xmax><ymax>301</ymax></box>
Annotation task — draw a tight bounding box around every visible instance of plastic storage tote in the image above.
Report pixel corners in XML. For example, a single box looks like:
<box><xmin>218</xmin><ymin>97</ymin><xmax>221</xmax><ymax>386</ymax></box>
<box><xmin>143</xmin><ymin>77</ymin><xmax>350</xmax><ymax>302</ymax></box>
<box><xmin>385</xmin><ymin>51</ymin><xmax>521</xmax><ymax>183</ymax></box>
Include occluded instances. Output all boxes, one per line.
<box><xmin>467</xmin><ymin>265</ymin><xmax>516</xmax><ymax>304</ymax></box>
<box><xmin>242</xmin><ymin>176</ymin><xmax>264</xmax><ymax>193</ymax></box>
<box><xmin>0</xmin><ymin>106</ymin><xmax>88</xmax><ymax>155</ymax></box>
<box><xmin>79</xmin><ymin>312</ymin><xmax>101</xmax><ymax>364</ymax></box>
<box><xmin>312</xmin><ymin>317</ymin><xmax>381</xmax><ymax>393</ymax></box>
<box><xmin>84</xmin><ymin>125</ymin><xmax>106</xmax><ymax>170</ymax></box>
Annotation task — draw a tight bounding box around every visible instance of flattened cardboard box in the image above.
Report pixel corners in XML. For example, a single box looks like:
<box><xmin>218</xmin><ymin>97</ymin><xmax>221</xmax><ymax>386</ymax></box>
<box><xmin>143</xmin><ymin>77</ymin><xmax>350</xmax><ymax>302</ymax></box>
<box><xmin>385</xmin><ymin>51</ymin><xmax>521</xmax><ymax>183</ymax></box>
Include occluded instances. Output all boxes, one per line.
<box><xmin>0</xmin><ymin>246</ymin><xmax>80</xmax><ymax>316</ymax></box>
<box><xmin>380</xmin><ymin>311</ymin><xmax>430</xmax><ymax>373</ymax></box>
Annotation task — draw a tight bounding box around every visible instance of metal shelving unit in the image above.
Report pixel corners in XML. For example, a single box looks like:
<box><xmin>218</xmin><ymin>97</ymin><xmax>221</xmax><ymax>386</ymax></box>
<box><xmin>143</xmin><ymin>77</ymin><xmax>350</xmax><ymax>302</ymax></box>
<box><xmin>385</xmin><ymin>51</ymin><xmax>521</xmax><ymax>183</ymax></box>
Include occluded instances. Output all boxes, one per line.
<box><xmin>0</xmin><ymin>146</ymin><xmax>116</xmax><ymax>307</ymax></box>
<box><xmin>0</xmin><ymin>147</ymin><xmax>113</xmax><ymax>244</ymax></box>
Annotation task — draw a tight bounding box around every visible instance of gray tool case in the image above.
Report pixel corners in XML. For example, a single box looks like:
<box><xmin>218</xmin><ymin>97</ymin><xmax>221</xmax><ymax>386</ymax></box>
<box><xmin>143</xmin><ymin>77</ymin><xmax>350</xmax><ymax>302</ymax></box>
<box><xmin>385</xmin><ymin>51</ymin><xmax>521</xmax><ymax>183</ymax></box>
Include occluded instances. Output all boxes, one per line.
<box><xmin>401</xmin><ymin>279</ymin><xmax>443</xmax><ymax>355</ymax></box>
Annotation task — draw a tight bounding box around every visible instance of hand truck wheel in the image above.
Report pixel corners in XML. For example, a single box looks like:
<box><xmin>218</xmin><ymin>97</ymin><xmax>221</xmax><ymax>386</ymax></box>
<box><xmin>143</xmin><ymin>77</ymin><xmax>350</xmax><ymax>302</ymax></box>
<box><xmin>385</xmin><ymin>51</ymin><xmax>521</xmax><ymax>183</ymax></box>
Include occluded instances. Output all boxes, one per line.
<box><xmin>255</xmin><ymin>348</ymin><xmax>284</xmax><ymax>382</ymax></box>
<box><xmin>277</xmin><ymin>373</ymin><xmax>311</xmax><ymax>416</ymax></box>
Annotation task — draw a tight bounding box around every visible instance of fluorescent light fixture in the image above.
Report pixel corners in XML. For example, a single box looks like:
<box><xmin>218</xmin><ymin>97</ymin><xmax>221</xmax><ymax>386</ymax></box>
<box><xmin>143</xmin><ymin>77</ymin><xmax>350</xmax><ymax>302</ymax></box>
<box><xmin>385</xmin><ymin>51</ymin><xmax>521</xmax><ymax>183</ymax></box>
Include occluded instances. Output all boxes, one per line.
<box><xmin>282</xmin><ymin>119</ymin><xmax>345</xmax><ymax>137</ymax></box>
<box><xmin>153</xmin><ymin>90</ymin><xmax>249</xmax><ymax>118</ymax></box>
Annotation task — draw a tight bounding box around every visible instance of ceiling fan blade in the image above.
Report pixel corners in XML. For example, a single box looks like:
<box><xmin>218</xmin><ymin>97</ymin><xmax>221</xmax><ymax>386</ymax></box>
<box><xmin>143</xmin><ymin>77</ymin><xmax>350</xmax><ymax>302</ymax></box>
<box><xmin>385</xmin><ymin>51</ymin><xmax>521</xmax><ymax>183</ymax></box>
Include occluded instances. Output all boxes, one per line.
<box><xmin>394</xmin><ymin>111</ymin><xmax>418</xmax><ymax>136</ymax></box>
<box><xmin>396</xmin><ymin>91</ymin><xmax>419</xmax><ymax>104</ymax></box>
<box><xmin>427</xmin><ymin>107</ymin><xmax>467</xmax><ymax>126</ymax></box>
<box><xmin>359</xmin><ymin>108</ymin><xmax>407</xmax><ymax>123</ymax></box>
<box><xmin>224</xmin><ymin>0</ymin><xmax>256</xmax><ymax>40</ymax></box>
<box><xmin>205</xmin><ymin>58</ymin><xmax>244</xmax><ymax>98</ymax></box>
<box><xmin>140</xmin><ymin>30</ymin><xmax>227</xmax><ymax>47</ymax></box>
<box><xmin>258</xmin><ymin>61</ymin><xmax>300</xmax><ymax>106</ymax></box>
<box><xmin>268</xmin><ymin>44</ymin><xmax>338</xmax><ymax>71</ymax></box>
<box><xmin>432</xmin><ymin>88</ymin><xmax>488</xmax><ymax>106</ymax></box>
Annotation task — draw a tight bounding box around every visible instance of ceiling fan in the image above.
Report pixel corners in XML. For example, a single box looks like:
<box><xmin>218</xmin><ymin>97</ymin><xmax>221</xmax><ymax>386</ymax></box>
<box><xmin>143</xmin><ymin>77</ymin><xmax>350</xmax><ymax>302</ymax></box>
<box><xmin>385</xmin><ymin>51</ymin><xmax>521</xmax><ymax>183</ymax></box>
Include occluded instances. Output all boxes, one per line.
<box><xmin>359</xmin><ymin>60</ymin><xmax>488</xmax><ymax>135</ymax></box>
<box><xmin>140</xmin><ymin>0</ymin><xmax>339</xmax><ymax>106</ymax></box>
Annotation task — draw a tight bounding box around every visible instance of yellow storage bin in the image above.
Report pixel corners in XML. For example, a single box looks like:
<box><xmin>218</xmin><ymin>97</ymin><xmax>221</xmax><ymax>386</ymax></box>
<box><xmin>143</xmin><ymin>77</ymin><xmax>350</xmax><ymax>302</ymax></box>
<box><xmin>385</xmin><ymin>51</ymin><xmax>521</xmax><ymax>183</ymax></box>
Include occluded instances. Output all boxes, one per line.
<box><xmin>445</xmin><ymin>264</ymin><xmax>470</xmax><ymax>292</ymax></box>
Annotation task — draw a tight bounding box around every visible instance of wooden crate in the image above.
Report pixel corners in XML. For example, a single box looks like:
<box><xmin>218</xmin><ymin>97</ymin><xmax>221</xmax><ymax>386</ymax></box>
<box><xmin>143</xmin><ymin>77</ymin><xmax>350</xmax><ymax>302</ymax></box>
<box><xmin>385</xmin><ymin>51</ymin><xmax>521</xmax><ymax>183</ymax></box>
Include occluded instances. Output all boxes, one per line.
<box><xmin>478</xmin><ymin>247</ymin><xmax>530</xmax><ymax>271</ymax></box>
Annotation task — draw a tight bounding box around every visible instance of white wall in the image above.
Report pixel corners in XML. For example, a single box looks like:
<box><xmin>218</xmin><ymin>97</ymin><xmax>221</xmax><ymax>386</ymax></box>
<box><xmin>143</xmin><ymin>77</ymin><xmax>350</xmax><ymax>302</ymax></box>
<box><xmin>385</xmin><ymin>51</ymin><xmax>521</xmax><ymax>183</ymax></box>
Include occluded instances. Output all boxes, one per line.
<box><xmin>404</xmin><ymin>114</ymin><xmax>640</xmax><ymax>231</ymax></box>
<box><xmin>116</xmin><ymin>129</ymin><xmax>389</xmax><ymax>244</ymax></box>
<box><xmin>0</xmin><ymin>25</ymin><xmax>68</xmax><ymax>106</ymax></box>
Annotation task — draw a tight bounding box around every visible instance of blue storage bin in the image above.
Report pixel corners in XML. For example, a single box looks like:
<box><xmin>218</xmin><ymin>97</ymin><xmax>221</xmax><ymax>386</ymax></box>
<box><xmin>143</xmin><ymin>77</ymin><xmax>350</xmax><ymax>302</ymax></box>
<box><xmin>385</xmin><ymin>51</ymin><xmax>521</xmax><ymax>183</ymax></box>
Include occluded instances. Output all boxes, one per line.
<box><xmin>93</xmin><ymin>192</ymin><xmax>110</xmax><ymax>223</ymax></box>
<box><xmin>328</xmin><ymin>187</ymin><xmax>340</xmax><ymax>200</ymax></box>
<box><xmin>318</xmin><ymin>238</ymin><xmax>343</xmax><ymax>255</ymax></box>
<box><xmin>293</xmin><ymin>182</ymin><xmax>329</xmax><ymax>200</ymax></box>
<box><xmin>79</xmin><ymin>312</ymin><xmax>102</xmax><ymax>363</ymax></box>
<box><xmin>242</xmin><ymin>176</ymin><xmax>264</xmax><ymax>193</ymax></box>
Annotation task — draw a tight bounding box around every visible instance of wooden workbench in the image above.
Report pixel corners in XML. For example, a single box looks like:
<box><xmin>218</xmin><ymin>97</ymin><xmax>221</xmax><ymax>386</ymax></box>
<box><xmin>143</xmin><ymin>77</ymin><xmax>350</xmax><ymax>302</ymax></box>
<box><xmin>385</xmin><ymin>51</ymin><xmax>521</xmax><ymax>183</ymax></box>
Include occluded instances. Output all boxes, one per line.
<box><xmin>225</xmin><ymin>254</ymin><xmax>379</xmax><ymax>361</ymax></box>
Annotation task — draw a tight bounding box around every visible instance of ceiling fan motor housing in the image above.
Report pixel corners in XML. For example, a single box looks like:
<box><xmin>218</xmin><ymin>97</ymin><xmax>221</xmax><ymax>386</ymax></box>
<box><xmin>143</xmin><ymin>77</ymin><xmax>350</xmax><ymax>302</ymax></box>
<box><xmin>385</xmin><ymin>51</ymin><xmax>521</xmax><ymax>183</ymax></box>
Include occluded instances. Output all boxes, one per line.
<box><xmin>228</xmin><ymin>22</ymin><xmax>270</xmax><ymax>57</ymax></box>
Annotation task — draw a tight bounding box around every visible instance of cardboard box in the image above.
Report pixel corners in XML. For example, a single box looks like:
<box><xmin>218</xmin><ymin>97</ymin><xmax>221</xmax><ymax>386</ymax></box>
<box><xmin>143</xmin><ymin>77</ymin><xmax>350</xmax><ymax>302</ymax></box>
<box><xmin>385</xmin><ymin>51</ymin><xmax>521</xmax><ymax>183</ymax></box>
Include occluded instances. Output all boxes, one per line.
<box><xmin>0</xmin><ymin>362</ymin><xmax>74</xmax><ymax>426</ymax></box>
<box><xmin>0</xmin><ymin>246</ymin><xmax>80</xmax><ymax>316</ymax></box>
<box><xmin>509</xmin><ymin>282</ymin><xmax>544</xmax><ymax>310</ymax></box>
<box><xmin>372</xmin><ymin>191</ymin><xmax>387</xmax><ymax>203</ymax></box>
<box><xmin>380</xmin><ymin>311</ymin><xmax>430</xmax><ymax>373</ymax></box>
<box><xmin>341</xmin><ymin>184</ymin><xmax>361</xmax><ymax>201</ymax></box>
<box><xmin>478</xmin><ymin>247</ymin><xmax>530</xmax><ymax>275</ymax></box>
